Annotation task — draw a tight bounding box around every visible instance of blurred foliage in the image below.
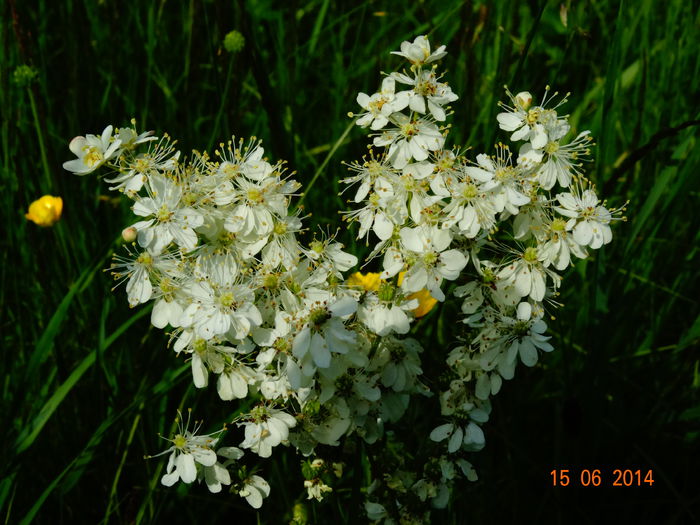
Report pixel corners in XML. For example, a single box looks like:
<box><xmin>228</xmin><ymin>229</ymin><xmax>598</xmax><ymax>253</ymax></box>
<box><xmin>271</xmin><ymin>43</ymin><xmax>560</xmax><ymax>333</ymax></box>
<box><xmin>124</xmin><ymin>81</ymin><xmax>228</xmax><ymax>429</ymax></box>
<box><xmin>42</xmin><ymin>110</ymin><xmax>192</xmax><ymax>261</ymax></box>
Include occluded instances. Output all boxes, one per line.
<box><xmin>1</xmin><ymin>0</ymin><xmax>698</xmax><ymax>523</ymax></box>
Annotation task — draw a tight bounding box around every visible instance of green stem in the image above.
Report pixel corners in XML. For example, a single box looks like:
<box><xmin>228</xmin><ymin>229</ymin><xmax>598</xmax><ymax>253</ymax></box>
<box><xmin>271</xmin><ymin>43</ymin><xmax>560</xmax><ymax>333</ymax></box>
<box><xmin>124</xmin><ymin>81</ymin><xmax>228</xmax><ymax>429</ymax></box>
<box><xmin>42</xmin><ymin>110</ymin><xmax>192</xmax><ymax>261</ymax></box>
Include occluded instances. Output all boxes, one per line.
<box><xmin>27</xmin><ymin>85</ymin><xmax>76</xmax><ymax>271</ymax></box>
<box><xmin>208</xmin><ymin>56</ymin><xmax>235</xmax><ymax>151</ymax></box>
<box><xmin>295</xmin><ymin>119</ymin><xmax>355</xmax><ymax>211</ymax></box>
<box><xmin>26</xmin><ymin>87</ymin><xmax>52</xmax><ymax>193</ymax></box>
<box><xmin>134</xmin><ymin>388</ymin><xmax>191</xmax><ymax>525</ymax></box>
<box><xmin>103</xmin><ymin>404</ymin><xmax>143</xmax><ymax>525</ymax></box>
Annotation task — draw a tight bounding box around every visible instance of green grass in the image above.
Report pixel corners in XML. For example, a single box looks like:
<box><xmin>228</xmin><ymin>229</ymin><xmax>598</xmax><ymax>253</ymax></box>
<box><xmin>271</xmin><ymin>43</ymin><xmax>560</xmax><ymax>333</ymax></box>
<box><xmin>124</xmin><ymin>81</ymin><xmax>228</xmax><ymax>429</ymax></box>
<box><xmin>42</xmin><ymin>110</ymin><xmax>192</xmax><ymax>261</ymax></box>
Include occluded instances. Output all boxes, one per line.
<box><xmin>2</xmin><ymin>0</ymin><xmax>699</xmax><ymax>523</ymax></box>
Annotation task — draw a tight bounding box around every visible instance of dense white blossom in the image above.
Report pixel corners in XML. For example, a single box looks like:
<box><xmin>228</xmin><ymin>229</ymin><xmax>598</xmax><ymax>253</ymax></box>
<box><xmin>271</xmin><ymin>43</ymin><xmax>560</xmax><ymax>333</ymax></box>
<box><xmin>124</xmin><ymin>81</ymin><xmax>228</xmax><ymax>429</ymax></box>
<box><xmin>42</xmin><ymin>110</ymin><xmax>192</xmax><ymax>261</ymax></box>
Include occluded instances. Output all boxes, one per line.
<box><xmin>64</xmin><ymin>34</ymin><xmax>623</xmax><ymax>521</ymax></box>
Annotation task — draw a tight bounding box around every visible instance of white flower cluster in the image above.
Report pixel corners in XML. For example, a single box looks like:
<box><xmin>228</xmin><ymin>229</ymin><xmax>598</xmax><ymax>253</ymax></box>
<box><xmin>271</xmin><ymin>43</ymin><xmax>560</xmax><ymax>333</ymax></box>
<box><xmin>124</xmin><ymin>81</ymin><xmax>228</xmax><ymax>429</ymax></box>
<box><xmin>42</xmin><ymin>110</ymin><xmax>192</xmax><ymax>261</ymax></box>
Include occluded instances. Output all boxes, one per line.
<box><xmin>63</xmin><ymin>107</ymin><xmax>430</xmax><ymax>508</ymax></box>
<box><xmin>63</xmin><ymin>34</ymin><xmax>624</xmax><ymax>521</ymax></box>
<box><xmin>342</xmin><ymin>35</ymin><xmax>624</xmax><ymax>521</ymax></box>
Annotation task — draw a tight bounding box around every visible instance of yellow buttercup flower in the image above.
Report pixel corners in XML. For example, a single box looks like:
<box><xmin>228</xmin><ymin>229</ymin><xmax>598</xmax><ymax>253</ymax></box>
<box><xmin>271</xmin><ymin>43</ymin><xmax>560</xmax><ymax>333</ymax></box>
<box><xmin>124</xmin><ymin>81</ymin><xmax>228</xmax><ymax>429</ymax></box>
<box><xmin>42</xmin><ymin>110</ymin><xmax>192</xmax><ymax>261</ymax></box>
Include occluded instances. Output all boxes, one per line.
<box><xmin>406</xmin><ymin>288</ymin><xmax>438</xmax><ymax>318</ymax></box>
<box><xmin>346</xmin><ymin>271</ymin><xmax>382</xmax><ymax>292</ymax></box>
<box><xmin>26</xmin><ymin>195</ymin><xmax>63</xmax><ymax>227</ymax></box>
<box><xmin>397</xmin><ymin>272</ymin><xmax>438</xmax><ymax>318</ymax></box>
<box><xmin>347</xmin><ymin>271</ymin><xmax>437</xmax><ymax>318</ymax></box>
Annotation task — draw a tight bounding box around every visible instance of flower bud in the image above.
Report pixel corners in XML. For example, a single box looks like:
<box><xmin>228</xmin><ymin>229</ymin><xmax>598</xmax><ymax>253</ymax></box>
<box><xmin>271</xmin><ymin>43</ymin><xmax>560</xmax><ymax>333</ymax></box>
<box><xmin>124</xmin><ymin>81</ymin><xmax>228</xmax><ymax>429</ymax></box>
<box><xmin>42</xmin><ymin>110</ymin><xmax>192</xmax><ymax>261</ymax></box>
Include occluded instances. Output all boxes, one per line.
<box><xmin>121</xmin><ymin>226</ymin><xmax>138</xmax><ymax>242</ymax></box>
<box><xmin>13</xmin><ymin>65</ymin><xmax>38</xmax><ymax>88</ymax></box>
<box><xmin>25</xmin><ymin>195</ymin><xmax>63</xmax><ymax>227</ymax></box>
<box><xmin>223</xmin><ymin>30</ymin><xmax>245</xmax><ymax>54</ymax></box>
<box><xmin>515</xmin><ymin>91</ymin><xmax>533</xmax><ymax>111</ymax></box>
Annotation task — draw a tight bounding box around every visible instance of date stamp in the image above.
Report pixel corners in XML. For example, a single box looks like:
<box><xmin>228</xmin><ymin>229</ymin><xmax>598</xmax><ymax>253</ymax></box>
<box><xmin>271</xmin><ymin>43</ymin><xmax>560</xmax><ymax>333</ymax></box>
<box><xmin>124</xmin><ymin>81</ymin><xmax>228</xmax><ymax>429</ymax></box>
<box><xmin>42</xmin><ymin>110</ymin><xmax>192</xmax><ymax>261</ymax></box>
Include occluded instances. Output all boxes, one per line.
<box><xmin>550</xmin><ymin>469</ymin><xmax>655</xmax><ymax>487</ymax></box>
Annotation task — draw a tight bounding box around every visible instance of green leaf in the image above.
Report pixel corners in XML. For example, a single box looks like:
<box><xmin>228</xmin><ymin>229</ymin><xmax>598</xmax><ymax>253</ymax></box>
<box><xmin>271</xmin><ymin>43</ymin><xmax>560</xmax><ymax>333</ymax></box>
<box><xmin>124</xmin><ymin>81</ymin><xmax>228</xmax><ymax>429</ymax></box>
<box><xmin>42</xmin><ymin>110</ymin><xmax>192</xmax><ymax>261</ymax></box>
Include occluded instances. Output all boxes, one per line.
<box><xmin>14</xmin><ymin>307</ymin><xmax>151</xmax><ymax>455</ymax></box>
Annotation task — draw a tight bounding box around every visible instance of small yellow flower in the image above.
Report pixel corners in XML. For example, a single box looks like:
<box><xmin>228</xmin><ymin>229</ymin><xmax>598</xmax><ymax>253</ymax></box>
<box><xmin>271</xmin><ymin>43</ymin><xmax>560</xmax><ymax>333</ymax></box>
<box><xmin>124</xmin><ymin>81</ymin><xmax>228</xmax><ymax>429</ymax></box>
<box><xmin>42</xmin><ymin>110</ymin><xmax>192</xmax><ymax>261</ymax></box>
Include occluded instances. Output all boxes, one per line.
<box><xmin>346</xmin><ymin>271</ymin><xmax>382</xmax><ymax>292</ymax></box>
<box><xmin>397</xmin><ymin>272</ymin><xmax>438</xmax><ymax>318</ymax></box>
<box><xmin>406</xmin><ymin>288</ymin><xmax>438</xmax><ymax>317</ymax></box>
<box><xmin>25</xmin><ymin>195</ymin><xmax>63</xmax><ymax>227</ymax></box>
<box><xmin>347</xmin><ymin>271</ymin><xmax>437</xmax><ymax>318</ymax></box>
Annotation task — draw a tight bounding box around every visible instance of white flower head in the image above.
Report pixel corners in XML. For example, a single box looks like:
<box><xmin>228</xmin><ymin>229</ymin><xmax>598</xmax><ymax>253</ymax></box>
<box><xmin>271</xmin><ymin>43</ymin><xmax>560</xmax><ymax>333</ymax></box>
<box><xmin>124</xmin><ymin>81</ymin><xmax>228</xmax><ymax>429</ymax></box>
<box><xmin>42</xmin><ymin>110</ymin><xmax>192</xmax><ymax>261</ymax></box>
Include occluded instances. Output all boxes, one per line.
<box><xmin>131</xmin><ymin>174</ymin><xmax>204</xmax><ymax>253</ymax></box>
<box><xmin>109</xmin><ymin>245</ymin><xmax>182</xmax><ymax>308</ymax></box>
<box><xmin>392</xmin><ymin>68</ymin><xmax>458</xmax><ymax>121</ymax></box>
<box><xmin>105</xmin><ymin>134</ymin><xmax>180</xmax><ymax>194</ymax></box>
<box><xmin>63</xmin><ymin>125</ymin><xmax>122</xmax><ymax>175</ymax></box>
<box><xmin>354</xmin><ymin>76</ymin><xmax>409</xmax><ymax>130</ymax></box>
<box><xmin>473</xmin><ymin>147</ymin><xmax>530</xmax><ymax>215</ymax></box>
<box><xmin>153</xmin><ymin>410</ymin><xmax>222</xmax><ymax>487</ymax></box>
<box><xmin>238</xmin><ymin>405</ymin><xmax>297</xmax><ymax>458</ymax></box>
<box><xmin>554</xmin><ymin>182</ymin><xmax>623</xmax><ymax>249</ymax></box>
<box><xmin>239</xmin><ymin>474</ymin><xmax>270</xmax><ymax>509</ymax></box>
<box><xmin>179</xmin><ymin>274</ymin><xmax>262</xmax><ymax>341</ymax></box>
<box><xmin>391</xmin><ymin>35</ymin><xmax>447</xmax><ymax>66</ymax></box>
<box><xmin>373</xmin><ymin>114</ymin><xmax>445</xmax><ymax>169</ymax></box>
<box><xmin>388</xmin><ymin>225</ymin><xmax>467</xmax><ymax>301</ymax></box>
<box><xmin>497</xmin><ymin>87</ymin><xmax>568</xmax><ymax>150</ymax></box>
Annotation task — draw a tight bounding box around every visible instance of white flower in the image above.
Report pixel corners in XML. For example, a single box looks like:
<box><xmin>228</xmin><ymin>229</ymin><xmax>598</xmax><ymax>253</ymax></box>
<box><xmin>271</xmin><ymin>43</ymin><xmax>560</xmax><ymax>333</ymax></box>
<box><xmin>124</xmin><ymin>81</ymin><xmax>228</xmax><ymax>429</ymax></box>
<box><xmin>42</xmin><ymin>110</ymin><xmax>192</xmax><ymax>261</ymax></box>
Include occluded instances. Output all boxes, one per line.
<box><xmin>150</xmin><ymin>274</ymin><xmax>186</xmax><ymax>329</ymax></box>
<box><xmin>110</xmin><ymin>250</ymin><xmax>156</xmax><ymax>307</ymax></box>
<box><xmin>63</xmin><ymin>125</ymin><xmax>122</xmax><ymax>175</ymax></box>
<box><xmin>155</xmin><ymin>410</ymin><xmax>220</xmax><ymax>487</ymax></box>
<box><xmin>476</xmin><ymin>303</ymin><xmax>554</xmax><ymax>378</ymax></box>
<box><xmin>503</xmin><ymin>302</ymin><xmax>554</xmax><ymax>368</ymax></box>
<box><xmin>217</xmin><ymin>139</ymin><xmax>274</xmax><ymax>182</ymax></box>
<box><xmin>497</xmin><ymin>246</ymin><xmax>560</xmax><ymax>302</ymax></box>
<box><xmin>374</xmin><ymin>114</ymin><xmax>445</xmax><ymax>169</ymax></box>
<box><xmin>368</xmin><ymin>336</ymin><xmax>423</xmax><ymax>393</ymax></box>
<box><xmin>497</xmin><ymin>95</ymin><xmax>551</xmax><ymax>150</ymax></box>
<box><xmin>309</xmin><ymin>397</ymin><xmax>353</xmax><ymax>445</ymax></box>
<box><xmin>457</xmin><ymin>458</ymin><xmax>479</xmax><ymax>482</ymax></box>
<box><xmin>497</xmin><ymin>108</ymin><xmax>548</xmax><ymax>150</ymax></box>
<box><xmin>261</xmin><ymin>215</ymin><xmax>304</xmax><ymax>268</ymax></box>
<box><xmin>343</xmin><ymin>173</ymin><xmax>399</xmax><ymax>242</ymax></box>
<box><xmin>106</xmin><ymin>135</ymin><xmax>180</xmax><ymax>194</ymax></box>
<box><xmin>391</xmin><ymin>35</ymin><xmax>447</xmax><ymax>66</ymax></box>
<box><xmin>131</xmin><ymin>175</ymin><xmax>204</xmax><ymax>253</ymax></box>
<box><xmin>180</xmin><ymin>277</ymin><xmax>262</xmax><ymax>340</ymax></box>
<box><xmin>387</xmin><ymin>225</ymin><xmax>467</xmax><ymax>302</ymax></box>
<box><xmin>188</xmin><ymin>339</ymin><xmax>227</xmax><ymax>387</ymax></box>
<box><xmin>239</xmin><ymin>474</ymin><xmax>270</xmax><ymax>509</ymax></box>
<box><xmin>355</xmin><ymin>77</ymin><xmax>409</xmax><ymax>130</ymax></box>
<box><xmin>538</xmin><ymin>217</ymin><xmax>589</xmax><ymax>270</ymax></box>
<box><xmin>341</xmin><ymin>153</ymin><xmax>396</xmax><ymax>203</ymax></box>
<box><xmin>392</xmin><ymin>68</ymin><xmax>458</xmax><ymax>121</ymax></box>
<box><xmin>292</xmin><ymin>294</ymin><xmax>357</xmax><ymax>377</ymax></box>
<box><xmin>357</xmin><ymin>291</ymin><xmax>417</xmax><ymax>336</ymax></box>
<box><xmin>304</xmin><ymin>238</ymin><xmax>358</xmax><ymax>275</ymax></box>
<box><xmin>238</xmin><ymin>406</ymin><xmax>297</xmax><ymax>458</ymax></box>
<box><xmin>217</xmin><ymin>362</ymin><xmax>257</xmax><ymax>401</ymax></box>
<box><xmin>498</xmin><ymin>88</ymin><xmax>571</xmax><ymax>151</ymax></box>
<box><xmin>429</xmin><ymin>421</ymin><xmax>485</xmax><ymax>453</ymax></box>
<box><xmin>304</xmin><ymin>478</ymin><xmax>333</xmax><ymax>501</ymax></box>
<box><xmin>519</xmin><ymin>131</ymin><xmax>592</xmax><ymax>189</ymax></box>
<box><xmin>115</xmin><ymin>126</ymin><xmax>157</xmax><ymax>150</ymax></box>
<box><xmin>223</xmin><ymin>175</ymin><xmax>290</xmax><ymax>241</ymax></box>
<box><xmin>442</xmin><ymin>167</ymin><xmax>497</xmax><ymax>237</ymax></box>
<box><xmin>109</xmin><ymin>247</ymin><xmax>182</xmax><ymax>308</ymax></box>
<box><xmin>199</xmin><ymin>447</ymin><xmax>244</xmax><ymax>493</ymax></box>
<box><xmin>365</xmin><ymin>501</ymin><xmax>389</xmax><ymax>521</ymax></box>
<box><xmin>555</xmin><ymin>188</ymin><xmax>613</xmax><ymax>249</ymax></box>
<box><xmin>472</xmin><ymin>150</ymin><xmax>530</xmax><ymax>215</ymax></box>
<box><xmin>318</xmin><ymin>364</ymin><xmax>381</xmax><ymax>405</ymax></box>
